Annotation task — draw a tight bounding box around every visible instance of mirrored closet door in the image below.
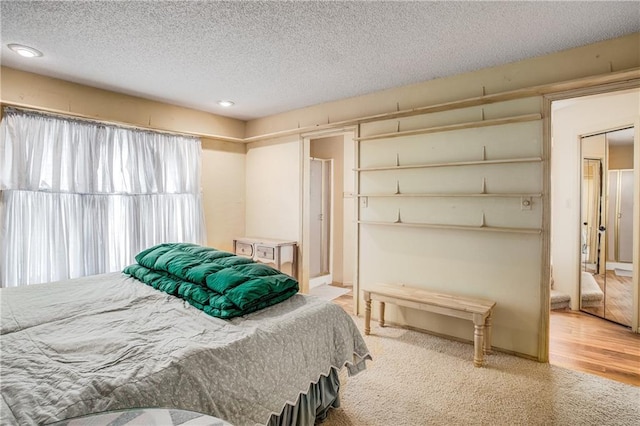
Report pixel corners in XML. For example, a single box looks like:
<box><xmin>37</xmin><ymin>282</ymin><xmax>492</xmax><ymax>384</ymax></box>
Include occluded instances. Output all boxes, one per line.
<box><xmin>580</xmin><ymin>127</ymin><xmax>635</xmax><ymax>327</ymax></box>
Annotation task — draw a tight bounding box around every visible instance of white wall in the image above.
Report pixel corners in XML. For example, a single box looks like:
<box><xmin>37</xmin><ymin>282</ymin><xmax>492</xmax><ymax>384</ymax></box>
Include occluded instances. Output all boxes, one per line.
<box><xmin>551</xmin><ymin>89</ymin><xmax>640</xmax><ymax>311</ymax></box>
<box><xmin>245</xmin><ymin>137</ymin><xmax>301</xmax><ymax>242</ymax></box>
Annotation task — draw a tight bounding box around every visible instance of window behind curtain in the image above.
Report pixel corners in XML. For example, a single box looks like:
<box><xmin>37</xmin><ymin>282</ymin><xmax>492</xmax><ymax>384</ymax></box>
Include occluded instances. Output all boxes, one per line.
<box><xmin>0</xmin><ymin>108</ymin><xmax>206</xmax><ymax>287</ymax></box>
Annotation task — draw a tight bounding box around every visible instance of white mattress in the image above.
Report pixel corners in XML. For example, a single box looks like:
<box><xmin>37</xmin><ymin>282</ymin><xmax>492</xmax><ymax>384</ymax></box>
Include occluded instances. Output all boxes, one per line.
<box><xmin>1</xmin><ymin>273</ymin><xmax>370</xmax><ymax>426</ymax></box>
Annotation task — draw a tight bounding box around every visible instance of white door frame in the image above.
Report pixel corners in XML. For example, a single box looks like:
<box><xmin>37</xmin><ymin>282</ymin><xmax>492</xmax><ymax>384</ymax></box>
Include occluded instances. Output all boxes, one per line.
<box><xmin>300</xmin><ymin>126</ymin><xmax>357</xmax><ymax>295</ymax></box>
<box><xmin>543</xmin><ymin>82</ymin><xmax>640</xmax><ymax>361</ymax></box>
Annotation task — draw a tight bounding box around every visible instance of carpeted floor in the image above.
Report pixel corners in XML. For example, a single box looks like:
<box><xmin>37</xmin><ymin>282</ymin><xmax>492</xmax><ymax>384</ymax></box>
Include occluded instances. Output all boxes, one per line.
<box><xmin>323</xmin><ymin>317</ymin><xmax>640</xmax><ymax>425</ymax></box>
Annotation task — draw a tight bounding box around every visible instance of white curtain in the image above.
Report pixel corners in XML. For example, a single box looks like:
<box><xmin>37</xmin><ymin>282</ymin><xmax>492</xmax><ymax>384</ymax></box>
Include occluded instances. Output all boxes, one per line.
<box><xmin>0</xmin><ymin>108</ymin><xmax>206</xmax><ymax>287</ymax></box>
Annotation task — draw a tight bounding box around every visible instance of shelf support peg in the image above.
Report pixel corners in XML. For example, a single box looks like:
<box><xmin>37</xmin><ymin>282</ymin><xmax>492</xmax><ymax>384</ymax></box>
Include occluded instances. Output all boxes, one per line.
<box><xmin>395</xmin><ymin>209</ymin><xmax>402</xmax><ymax>223</ymax></box>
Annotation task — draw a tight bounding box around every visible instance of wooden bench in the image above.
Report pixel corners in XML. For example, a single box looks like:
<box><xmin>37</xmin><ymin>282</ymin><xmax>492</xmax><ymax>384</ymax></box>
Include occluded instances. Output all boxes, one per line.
<box><xmin>362</xmin><ymin>283</ymin><xmax>496</xmax><ymax>367</ymax></box>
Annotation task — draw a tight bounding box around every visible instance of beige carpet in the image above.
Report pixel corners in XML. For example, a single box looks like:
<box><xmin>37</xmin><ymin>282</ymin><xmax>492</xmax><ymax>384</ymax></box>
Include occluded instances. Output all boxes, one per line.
<box><xmin>324</xmin><ymin>317</ymin><xmax>639</xmax><ymax>425</ymax></box>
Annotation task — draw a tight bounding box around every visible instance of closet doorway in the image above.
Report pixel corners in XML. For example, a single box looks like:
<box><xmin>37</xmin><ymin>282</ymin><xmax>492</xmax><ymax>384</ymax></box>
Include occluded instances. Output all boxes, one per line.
<box><xmin>301</xmin><ymin>128</ymin><xmax>357</xmax><ymax>295</ymax></box>
<box><xmin>580</xmin><ymin>127</ymin><xmax>635</xmax><ymax>326</ymax></box>
<box><xmin>309</xmin><ymin>157</ymin><xmax>333</xmax><ymax>286</ymax></box>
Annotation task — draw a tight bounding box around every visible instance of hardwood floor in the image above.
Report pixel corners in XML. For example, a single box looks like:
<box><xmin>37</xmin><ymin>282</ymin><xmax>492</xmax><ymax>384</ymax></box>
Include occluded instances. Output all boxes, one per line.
<box><xmin>549</xmin><ymin>309</ymin><xmax>640</xmax><ymax>386</ymax></box>
<box><xmin>582</xmin><ymin>270</ymin><xmax>633</xmax><ymax>326</ymax></box>
<box><xmin>331</xmin><ymin>290</ymin><xmax>640</xmax><ymax>386</ymax></box>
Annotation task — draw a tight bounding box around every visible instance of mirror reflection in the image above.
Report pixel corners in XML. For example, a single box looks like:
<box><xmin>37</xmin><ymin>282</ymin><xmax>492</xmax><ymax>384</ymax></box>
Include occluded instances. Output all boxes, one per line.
<box><xmin>580</xmin><ymin>127</ymin><xmax>634</xmax><ymax>327</ymax></box>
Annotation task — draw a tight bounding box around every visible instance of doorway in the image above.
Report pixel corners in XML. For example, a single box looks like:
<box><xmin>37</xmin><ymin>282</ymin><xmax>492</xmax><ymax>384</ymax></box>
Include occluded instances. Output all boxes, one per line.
<box><xmin>548</xmin><ymin>86</ymin><xmax>640</xmax><ymax>382</ymax></box>
<box><xmin>309</xmin><ymin>157</ymin><xmax>333</xmax><ymax>287</ymax></box>
<box><xmin>580</xmin><ymin>128</ymin><xmax>635</xmax><ymax>327</ymax></box>
<box><xmin>300</xmin><ymin>128</ymin><xmax>357</xmax><ymax>296</ymax></box>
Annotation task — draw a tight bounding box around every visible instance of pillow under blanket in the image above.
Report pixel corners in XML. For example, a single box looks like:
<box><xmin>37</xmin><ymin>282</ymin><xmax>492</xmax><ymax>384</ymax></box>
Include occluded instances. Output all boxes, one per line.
<box><xmin>123</xmin><ymin>243</ymin><xmax>299</xmax><ymax>319</ymax></box>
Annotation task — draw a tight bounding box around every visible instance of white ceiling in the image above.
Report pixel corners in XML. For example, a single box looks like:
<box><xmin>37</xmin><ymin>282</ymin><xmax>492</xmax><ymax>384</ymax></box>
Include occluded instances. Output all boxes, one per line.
<box><xmin>1</xmin><ymin>1</ymin><xmax>639</xmax><ymax>121</ymax></box>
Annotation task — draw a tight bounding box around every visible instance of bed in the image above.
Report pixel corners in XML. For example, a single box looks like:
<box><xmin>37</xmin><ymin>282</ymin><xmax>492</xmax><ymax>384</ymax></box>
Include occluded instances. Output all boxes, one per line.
<box><xmin>0</xmin><ymin>245</ymin><xmax>371</xmax><ymax>426</ymax></box>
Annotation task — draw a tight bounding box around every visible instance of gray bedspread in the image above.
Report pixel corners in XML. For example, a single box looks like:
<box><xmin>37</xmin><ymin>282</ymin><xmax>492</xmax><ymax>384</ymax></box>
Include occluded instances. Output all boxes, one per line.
<box><xmin>0</xmin><ymin>273</ymin><xmax>370</xmax><ymax>426</ymax></box>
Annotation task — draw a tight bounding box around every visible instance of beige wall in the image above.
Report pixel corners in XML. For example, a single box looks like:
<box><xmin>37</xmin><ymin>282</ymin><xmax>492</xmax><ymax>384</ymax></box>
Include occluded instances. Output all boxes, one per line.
<box><xmin>0</xmin><ymin>67</ymin><xmax>245</xmax><ymax>140</ymax></box>
<box><xmin>201</xmin><ymin>138</ymin><xmax>246</xmax><ymax>252</ymax></box>
<box><xmin>0</xmin><ymin>67</ymin><xmax>248</xmax><ymax>250</ymax></box>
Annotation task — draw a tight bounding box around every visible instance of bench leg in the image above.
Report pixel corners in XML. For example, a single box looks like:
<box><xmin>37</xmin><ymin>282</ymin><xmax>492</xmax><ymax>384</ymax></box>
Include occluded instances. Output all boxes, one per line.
<box><xmin>484</xmin><ymin>313</ymin><xmax>493</xmax><ymax>355</ymax></box>
<box><xmin>473</xmin><ymin>322</ymin><xmax>485</xmax><ymax>367</ymax></box>
<box><xmin>364</xmin><ymin>298</ymin><xmax>372</xmax><ymax>335</ymax></box>
<box><xmin>379</xmin><ymin>302</ymin><xmax>385</xmax><ymax>327</ymax></box>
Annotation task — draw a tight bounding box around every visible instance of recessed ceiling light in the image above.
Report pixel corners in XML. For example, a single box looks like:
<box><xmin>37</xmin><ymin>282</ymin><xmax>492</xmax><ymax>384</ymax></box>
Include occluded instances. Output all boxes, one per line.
<box><xmin>8</xmin><ymin>43</ymin><xmax>43</xmax><ymax>58</ymax></box>
<box><xmin>217</xmin><ymin>100</ymin><xmax>234</xmax><ymax>107</ymax></box>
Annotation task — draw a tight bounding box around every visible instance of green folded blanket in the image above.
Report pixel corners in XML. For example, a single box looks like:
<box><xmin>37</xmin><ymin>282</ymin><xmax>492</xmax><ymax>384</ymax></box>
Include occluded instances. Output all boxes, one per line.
<box><xmin>123</xmin><ymin>243</ymin><xmax>299</xmax><ymax>319</ymax></box>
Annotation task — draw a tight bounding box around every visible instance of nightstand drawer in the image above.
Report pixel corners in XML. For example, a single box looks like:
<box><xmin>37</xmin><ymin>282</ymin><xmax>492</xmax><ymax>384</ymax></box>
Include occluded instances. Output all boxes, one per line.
<box><xmin>235</xmin><ymin>242</ymin><xmax>254</xmax><ymax>257</ymax></box>
<box><xmin>255</xmin><ymin>245</ymin><xmax>275</xmax><ymax>260</ymax></box>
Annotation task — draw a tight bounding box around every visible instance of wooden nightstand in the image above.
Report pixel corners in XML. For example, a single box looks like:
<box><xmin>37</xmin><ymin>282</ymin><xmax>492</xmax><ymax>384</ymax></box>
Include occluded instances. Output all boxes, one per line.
<box><xmin>233</xmin><ymin>237</ymin><xmax>298</xmax><ymax>280</ymax></box>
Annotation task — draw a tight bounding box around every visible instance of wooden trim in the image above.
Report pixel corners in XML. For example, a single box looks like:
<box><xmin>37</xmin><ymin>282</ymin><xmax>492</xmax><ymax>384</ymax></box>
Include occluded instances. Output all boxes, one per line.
<box><xmin>356</xmin><ymin>113</ymin><xmax>542</xmax><ymax>141</ymax></box>
<box><xmin>6</xmin><ymin>68</ymin><xmax>637</xmax><ymax>144</ymax></box>
<box><xmin>354</xmin><ymin>124</ymin><xmax>362</xmax><ymax>317</ymax></box>
<box><xmin>358</xmin><ymin>192</ymin><xmax>542</xmax><ymax>198</ymax></box>
<box><xmin>355</xmin><ymin>157</ymin><xmax>542</xmax><ymax>172</ymax></box>
<box><xmin>539</xmin><ymin>96</ymin><xmax>552</xmax><ymax>363</ymax></box>
<box><xmin>244</xmin><ymin>68</ymin><xmax>640</xmax><ymax>143</ymax></box>
<box><xmin>358</xmin><ymin>220</ymin><xmax>542</xmax><ymax>235</ymax></box>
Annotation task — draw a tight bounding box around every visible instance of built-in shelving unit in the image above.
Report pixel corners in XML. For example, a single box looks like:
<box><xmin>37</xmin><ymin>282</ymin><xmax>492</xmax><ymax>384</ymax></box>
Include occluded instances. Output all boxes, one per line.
<box><xmin>357</xmin><ymin>192</ymin><xmax>542</xmax><ymax>198</ymax></box>
<box><xmin>355</xmin><ymin>156</ymin><xmax>542</xmax><ymax>172</ymax></box>
<box><xmin>358</xmin><ymin>219</ymin><xmax>542</xmax><ymax>234</ymax></box>
<box><xmin>356</xmin><ymin>113</ymin><xmax>542</xmax><ymax>142</ymax></box>
<box><xmin>356</xmin><ymin>113</ymin><xmax>544</xmax><ymax>236</ymax></box>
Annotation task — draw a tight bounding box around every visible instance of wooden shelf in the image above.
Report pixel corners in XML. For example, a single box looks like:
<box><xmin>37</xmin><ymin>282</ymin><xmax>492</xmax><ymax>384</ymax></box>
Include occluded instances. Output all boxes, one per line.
<box><xmin>356</xmin><ymin>157</ymin><xmax>542</xmax><ymax>172</ymax></box>
<box><xmin>357</xmin><ymin>192</ymin><xmax>542</xmax><ymax>198</ymax></box>
<box><xmin>356</xmin><ymin>113</ymin><xmax>542</xmax><ymax>142</ymax></box>
<box><xmin>358</xmin><ymin>220</ymin><xmax>542</xmax><ymax>234</ymax></box>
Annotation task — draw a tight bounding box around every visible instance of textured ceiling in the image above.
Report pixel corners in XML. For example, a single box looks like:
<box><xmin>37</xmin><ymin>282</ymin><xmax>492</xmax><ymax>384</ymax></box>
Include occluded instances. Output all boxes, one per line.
<box><xmin>1</xmin><ymin>1</ymin><xmax>639</xmax><ymax>121</ymax></box>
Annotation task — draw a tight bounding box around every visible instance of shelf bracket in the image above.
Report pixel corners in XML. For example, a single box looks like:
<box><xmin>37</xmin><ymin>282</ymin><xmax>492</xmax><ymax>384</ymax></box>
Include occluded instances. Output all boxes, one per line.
<box><xmin>396</xmin><ymin>153</ymin><xmax>400</xmax><ymax>167</ymax></box>
<box><xmin>481</xmin><ymin>177</ymin><xmax>487</xmax><ymax>194</ymax></box>
<box><xmin>395</xmin><ymin>180</ymin><xmax>401</xmax><ymax>195</ymax></box>
<box><xmin>482</xmin><ymin>145</ymin><xmax>487</xmax><ymax>161</ymax></box>
<box><xmin>480</xmin><ymin>212</ymin><xmax>486</xmax><ymax>227</ymax></box>
<box><xmin>394</xmin><ymin>209</ymin><xmax>402</xmax><ymax>223</ymax></box>
<box><xmin>397</xmin><ymin>120</ymin><xmax>400</xmax><ymax>133</ymax></box>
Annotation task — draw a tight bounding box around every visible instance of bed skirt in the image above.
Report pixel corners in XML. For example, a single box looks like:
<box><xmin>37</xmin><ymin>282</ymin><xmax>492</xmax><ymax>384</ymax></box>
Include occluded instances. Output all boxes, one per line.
<box><xmin>269</xmin><ymin>367</ymin><xmax>340</xmax><ymax>425</ymax></box>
